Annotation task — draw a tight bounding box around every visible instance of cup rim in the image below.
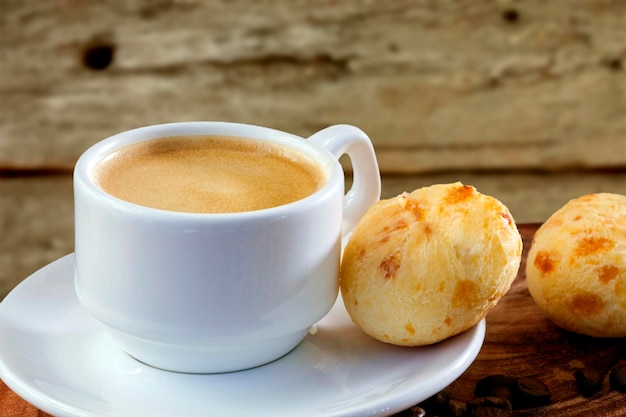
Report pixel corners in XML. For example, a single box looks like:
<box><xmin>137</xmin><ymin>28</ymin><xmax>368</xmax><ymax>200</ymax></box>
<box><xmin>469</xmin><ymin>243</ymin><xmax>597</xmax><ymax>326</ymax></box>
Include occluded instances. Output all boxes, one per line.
<box><xmin>74</xmin><ymin>121</ymin><xmax>342</xmax><ymax>219</ymax></box>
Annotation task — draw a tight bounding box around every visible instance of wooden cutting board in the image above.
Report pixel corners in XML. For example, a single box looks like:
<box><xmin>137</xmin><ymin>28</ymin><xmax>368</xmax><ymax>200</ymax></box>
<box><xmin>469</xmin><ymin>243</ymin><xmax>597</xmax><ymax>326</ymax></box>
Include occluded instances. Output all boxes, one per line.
<box><xmin>438</xmin><ymin>223</ymin><xmax>626</xmax><ymax>416</ymax></box>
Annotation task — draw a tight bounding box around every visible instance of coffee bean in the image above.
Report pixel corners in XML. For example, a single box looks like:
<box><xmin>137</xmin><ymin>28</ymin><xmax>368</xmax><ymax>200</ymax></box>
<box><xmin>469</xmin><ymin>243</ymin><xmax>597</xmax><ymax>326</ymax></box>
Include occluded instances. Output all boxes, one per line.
<box><xmin>467</xmin><ymin>396</ymin><xmax>512</xmax><ymax>411</ymax></box>
<box><xmin>398</xmin><ymin>405</ymin><xmax>426</xmax><ymax>417</ymax></box>
<box><xmin>485</xmin><ymin>386</ymin><xmax>513</xmax><ymax>402</ymax></box>
<box><xmin>430</xmin><ymin>390</ymin><xmax>451</xmax><ymax>408</ymax></box>
<box><xmin>609</xmin><ymin>363</ymin><xmax>626</xmax><ymax>393</ymax></box>
<box><xmin>447</xmin><ymin>399</ymin><xmax>466</xmax><ymax>417</ymax></box>
<box><xmin>514</xmin><ymin>377</ymin><xmax>551</xmax><ymax>408</ymax></box>
<box><xmin>415</xmin><ymin>390</ymin><xmax>466</xmax><ymax>417</ymax></box>
<box><xmin>417</xmin><ymin>390</ymin><xmax>450</xmax><ymax>415</ymax></box>
<box><xmin>469</xmin><ymin>407</ymin><xmax>513</xmax><ymax>417</ymax></box>
<box><xmin>475</xmin><ymin>375</ymin><xmax>517</xmax><ymax>398</ymax></box>
<box><xmin>574</xmin><ymin>366</ymin><xmax>604</xmax><ymax>397</ymax></box>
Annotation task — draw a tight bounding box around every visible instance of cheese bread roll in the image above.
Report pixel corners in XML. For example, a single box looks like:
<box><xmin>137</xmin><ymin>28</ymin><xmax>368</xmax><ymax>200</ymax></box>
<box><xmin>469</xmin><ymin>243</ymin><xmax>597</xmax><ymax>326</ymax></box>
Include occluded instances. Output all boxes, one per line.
<box><xmin>527</xmin><ymin>193</ymin><xmax>626</xmax><ymax>337</ymax></box>
<box><xmin>340</xmin><ymin>182</ymin><xmax>522</xmax><ymax>346</ymax></box>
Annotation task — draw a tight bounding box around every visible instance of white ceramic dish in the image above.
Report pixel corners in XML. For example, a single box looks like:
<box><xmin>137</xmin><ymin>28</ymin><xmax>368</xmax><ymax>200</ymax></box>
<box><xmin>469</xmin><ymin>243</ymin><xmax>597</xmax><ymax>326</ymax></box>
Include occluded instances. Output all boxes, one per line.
<box><xmin>0</xmin><ymin>254</ymin><xmax>485</xmax><ymax>417</ymax></box>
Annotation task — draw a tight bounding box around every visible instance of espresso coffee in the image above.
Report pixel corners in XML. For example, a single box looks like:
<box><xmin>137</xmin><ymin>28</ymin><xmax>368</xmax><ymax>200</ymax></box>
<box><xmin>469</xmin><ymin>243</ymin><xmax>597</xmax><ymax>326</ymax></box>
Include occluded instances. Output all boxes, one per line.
<box><xmin>93</xmin><ymin>135</ymin><xmax>326</xmax><ymax>213</ymax></box>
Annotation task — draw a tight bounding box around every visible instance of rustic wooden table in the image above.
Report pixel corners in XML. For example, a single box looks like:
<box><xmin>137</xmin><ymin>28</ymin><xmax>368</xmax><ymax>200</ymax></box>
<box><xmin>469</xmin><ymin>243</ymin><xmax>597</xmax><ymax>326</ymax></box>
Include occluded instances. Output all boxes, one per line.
<box><xmin>2</xmin><ymin>223</ymin><xmax>626</xmax><ymax>416</ymax></box>
<box><xmin>2</xmin><ymin>2</ymin><xmax>626</xmax><ymax>412</ymax></box>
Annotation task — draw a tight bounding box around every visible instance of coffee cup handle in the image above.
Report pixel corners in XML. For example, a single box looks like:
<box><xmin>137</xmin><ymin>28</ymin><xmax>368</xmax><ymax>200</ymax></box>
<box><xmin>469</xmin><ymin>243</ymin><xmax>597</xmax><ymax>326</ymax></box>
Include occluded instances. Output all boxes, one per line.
<box><xmin>308</xmin><ymin>125</ymin><xmax>381</xmax><ymax>236</ymax></box>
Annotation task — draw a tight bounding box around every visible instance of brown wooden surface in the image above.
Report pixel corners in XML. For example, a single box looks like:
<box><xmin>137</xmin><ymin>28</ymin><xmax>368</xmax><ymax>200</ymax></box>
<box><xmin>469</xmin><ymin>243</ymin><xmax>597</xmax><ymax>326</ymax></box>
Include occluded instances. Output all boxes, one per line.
<box><xmin>3</xmin><ymin>223</ymin><xmax>626</xmax><ymax>416</ymax></box>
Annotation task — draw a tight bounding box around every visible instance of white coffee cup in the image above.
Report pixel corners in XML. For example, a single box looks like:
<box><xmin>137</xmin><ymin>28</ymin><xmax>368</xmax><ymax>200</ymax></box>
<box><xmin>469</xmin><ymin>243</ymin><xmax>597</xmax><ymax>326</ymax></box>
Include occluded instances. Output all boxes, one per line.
<box><xmin>73</xmin><ymin>122</ymin><xmax>380</xmax><ymax>373</ymax></box>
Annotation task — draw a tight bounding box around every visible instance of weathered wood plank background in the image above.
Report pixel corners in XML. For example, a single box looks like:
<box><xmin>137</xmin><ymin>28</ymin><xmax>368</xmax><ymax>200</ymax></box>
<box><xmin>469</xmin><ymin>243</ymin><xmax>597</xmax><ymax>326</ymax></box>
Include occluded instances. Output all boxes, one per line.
<box><xmin>1</xmin><ymin>0</ymin><xmax>626</xmax><ymax>299</ymax></box>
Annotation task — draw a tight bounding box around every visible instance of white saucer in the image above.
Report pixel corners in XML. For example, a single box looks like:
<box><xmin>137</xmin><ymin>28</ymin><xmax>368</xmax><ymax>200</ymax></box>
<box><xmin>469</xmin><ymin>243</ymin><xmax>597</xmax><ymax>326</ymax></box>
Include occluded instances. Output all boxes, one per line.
<box><xmin>0</xmin><ymin>254</ymin><xmax>485</xmax><ymax>417</ymax></box>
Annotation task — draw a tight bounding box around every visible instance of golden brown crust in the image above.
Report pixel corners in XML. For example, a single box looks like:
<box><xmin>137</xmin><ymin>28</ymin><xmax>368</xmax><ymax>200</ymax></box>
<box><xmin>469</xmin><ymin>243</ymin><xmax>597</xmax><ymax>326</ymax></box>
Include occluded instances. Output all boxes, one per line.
<box><xmin>526</xmin><ymin>193</ymin><xmax>626</xmax><ymax>337</ymax></box>
<box><xmin>340</xmin><ymin>182</ymin><xmax>523</xmax><ymax>346</ymax></box>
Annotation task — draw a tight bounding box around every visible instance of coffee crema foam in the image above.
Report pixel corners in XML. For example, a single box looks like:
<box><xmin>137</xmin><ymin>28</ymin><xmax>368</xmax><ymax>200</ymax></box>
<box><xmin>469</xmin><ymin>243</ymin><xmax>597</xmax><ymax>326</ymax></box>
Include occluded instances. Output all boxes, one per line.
<box><xmin>93</xmin><ymin>135</ymin><xmax>326</xmax><ymax>213</ymax></box>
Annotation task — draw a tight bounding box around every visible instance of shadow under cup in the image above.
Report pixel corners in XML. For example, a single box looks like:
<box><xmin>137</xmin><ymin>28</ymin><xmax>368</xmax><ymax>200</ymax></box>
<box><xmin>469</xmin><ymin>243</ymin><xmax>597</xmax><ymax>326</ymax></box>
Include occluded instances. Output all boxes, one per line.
<box><xmin>73</xmin><ymin>122</ymin><xmax>349</xmax><ymax>373</ymax></box>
